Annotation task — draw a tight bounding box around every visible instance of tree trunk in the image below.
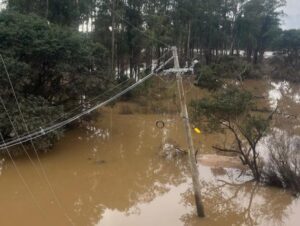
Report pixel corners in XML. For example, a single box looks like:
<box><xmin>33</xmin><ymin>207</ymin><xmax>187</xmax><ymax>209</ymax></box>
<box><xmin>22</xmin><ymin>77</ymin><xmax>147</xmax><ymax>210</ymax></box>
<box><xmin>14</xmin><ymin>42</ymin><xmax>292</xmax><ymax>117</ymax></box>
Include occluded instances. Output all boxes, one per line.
<box><xmin>253</xmin><ymin>49</ymin><xmax>258</xmax><ymax>64</ymax></box>
<box><xmin>205</xmin><ymin>48</ymin><xmax>212</xmax><ymax>65</ymax></box>
<box><xmin>187</xmin><ymin>19</ymin><xmax>192</xmax><ymax>61</ymax></box>
<box><xmin>111</xmin><ymin>0</ymin><xmax>116</xmax><ymax>75</ymax></box>
<box><xmin>258</xmin><ymin>50</ymin><xmax>264</xmax><ymax>63</ymax></box>
<box><xmin>247</xmin><ymin>46</ymin><xmax>252</xmax><ymax>62</ymax></box>
<box><xmin>46</xmin><ymin>0</ymin><xmax>49</xmax><ymax>19</ymax></box>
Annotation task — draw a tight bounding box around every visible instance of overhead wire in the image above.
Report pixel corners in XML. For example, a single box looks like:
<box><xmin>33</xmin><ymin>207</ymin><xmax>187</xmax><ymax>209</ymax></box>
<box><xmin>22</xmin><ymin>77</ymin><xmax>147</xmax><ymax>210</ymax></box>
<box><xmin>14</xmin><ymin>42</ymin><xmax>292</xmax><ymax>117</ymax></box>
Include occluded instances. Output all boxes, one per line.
<box><xmin>0</xmin><ymin>52</ymin><xmax>173</xmax><ymax>150</ymax></box>
<box><xmin>0</xmin><ymin>97</ymin><xmax>50</xmax><ymax>224</ymax></box>
<box><xmin>0</xmin><ymin>97</ymin><xmax>42</xmax><ymax>176</ymax></box>
<box><xmin>0</xmin><ymin>50</ymin><xmax>171</xmax><ymax>147</ymax></box>
<box><xmin>0</xmin><ymin>9</ymin><xmax>175</xmax><ymax>224</ymax></box>
<box><xmin>0</xmin><ymin>3</ymin><xmax>176</xmax><ymax>149</ymax></box>
<box><xmin>27</xmin><ymin>4</ymin><xmax>173</xmax><ymax>136</ymax></box>
<box><xmin>24</xmin><ymin>77</ymin><xmax>133</xmax><ymax>133</ymax></box>
<box><xmin>0</xmin><ymin>55</ymin><xmax>75</xmax><ymax>225</ymax></box>
<box><xmin>0</xmin><ymin>132</ymin><xmax>49</xmax><ymax>223</ymax></box>
<box><xmin>0</xmin><ymin>3</ymin><xmax>189</xmax><ymax>225</ymax></box>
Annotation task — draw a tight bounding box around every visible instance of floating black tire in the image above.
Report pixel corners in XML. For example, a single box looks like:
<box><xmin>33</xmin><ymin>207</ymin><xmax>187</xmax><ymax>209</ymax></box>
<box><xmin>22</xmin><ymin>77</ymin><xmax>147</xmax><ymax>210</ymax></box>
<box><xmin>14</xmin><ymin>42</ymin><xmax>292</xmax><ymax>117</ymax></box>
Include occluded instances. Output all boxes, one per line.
<box><xmin>156</xmin><ymin>120</ymin><xmax>165</xmax><ymax>129</ymax></box>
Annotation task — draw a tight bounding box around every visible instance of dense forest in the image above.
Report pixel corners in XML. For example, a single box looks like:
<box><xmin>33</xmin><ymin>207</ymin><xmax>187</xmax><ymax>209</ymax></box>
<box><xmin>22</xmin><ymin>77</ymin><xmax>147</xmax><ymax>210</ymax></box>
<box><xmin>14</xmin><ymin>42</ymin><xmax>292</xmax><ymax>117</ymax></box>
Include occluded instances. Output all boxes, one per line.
<box><xmin>0</xmin><ymin>0</ymin><xmax>299</xmax><ymax>150</ymax></box>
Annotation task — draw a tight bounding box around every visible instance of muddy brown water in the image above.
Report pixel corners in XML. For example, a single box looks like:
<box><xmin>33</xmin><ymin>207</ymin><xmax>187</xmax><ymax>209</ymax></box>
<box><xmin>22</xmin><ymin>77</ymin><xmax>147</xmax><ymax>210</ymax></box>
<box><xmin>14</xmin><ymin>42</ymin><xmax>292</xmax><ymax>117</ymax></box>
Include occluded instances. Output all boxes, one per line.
<box><xmin>0</xmin><ymin>79</ymin><xmax>300</xmax><ymax>226</ymax></box>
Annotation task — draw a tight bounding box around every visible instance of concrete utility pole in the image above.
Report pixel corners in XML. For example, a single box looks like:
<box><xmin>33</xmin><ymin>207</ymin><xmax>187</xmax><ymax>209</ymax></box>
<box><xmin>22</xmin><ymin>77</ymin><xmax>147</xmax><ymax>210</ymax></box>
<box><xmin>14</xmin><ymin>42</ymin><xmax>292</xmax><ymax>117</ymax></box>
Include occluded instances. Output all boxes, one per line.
<box><xmin>172</xmin><ymin>46</ymin><xmax>205</xmax><ymax>217</ymax></box>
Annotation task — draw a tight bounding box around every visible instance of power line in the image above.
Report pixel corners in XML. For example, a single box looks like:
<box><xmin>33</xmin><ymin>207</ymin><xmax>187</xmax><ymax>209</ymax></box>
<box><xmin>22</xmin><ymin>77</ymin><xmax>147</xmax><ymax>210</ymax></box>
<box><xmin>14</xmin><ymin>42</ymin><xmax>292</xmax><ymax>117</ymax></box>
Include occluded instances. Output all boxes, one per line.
<box><xmin>0</xmin><ymin>55</ymin><xmax>74</xmax><ymax>225</ymax></box>
<box><xmin>0</xmin><ymin>97</ymin><xmax>43</xmax><ymax>176</ymax></box>
<box><xmin>0</xmin><ymin>132</ymin><xmax>49</xmax><ymax>223</ymax></box>
<box><xmin>0</xmin><ymin>98</ymin><xmax>51</xmax><ymax>225</ymax></box>
<box><xmin>2</xmin><ymin>50</ymin><xmax>171</xmax><ymax>145</ymax></box>
<box><xmin>0</xmin><ymin>54</ymin><xmax>173</xmax><ymax>150</ymax></box>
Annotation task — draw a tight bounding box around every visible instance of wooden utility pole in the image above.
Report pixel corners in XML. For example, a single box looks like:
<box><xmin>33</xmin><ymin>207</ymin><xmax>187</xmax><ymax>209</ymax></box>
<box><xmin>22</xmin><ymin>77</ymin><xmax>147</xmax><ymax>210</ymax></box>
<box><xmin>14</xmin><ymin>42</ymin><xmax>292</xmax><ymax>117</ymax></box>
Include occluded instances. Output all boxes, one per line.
<box><xmin>172</xmin><ymin>46</ymin><xmax>205</xmax><ymax>217</ymax></box>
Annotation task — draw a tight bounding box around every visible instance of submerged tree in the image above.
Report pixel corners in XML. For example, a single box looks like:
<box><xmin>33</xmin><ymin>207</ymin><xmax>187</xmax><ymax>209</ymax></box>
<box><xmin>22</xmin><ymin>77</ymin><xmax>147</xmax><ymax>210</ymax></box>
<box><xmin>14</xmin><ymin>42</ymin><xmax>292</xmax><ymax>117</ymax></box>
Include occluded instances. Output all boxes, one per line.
<box><xmin>191</xmin><ymin>86</ymin><xmax>276</xmax><ymax>180</ymax></box>
<box><xmin>263</xmin><ymin>132</ymin><xmax>300</xmax><ymax>194</ymax></box>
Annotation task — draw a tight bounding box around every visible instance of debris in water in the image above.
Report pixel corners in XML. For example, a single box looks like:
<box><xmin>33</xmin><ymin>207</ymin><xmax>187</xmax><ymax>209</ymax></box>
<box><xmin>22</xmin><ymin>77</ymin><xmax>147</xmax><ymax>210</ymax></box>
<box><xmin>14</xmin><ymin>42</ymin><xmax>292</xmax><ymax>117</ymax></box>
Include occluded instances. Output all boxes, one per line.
<box><xmin>160</xmin><ymin>140</ymin><xmax>187</xmax><ymax>160</ymax></box>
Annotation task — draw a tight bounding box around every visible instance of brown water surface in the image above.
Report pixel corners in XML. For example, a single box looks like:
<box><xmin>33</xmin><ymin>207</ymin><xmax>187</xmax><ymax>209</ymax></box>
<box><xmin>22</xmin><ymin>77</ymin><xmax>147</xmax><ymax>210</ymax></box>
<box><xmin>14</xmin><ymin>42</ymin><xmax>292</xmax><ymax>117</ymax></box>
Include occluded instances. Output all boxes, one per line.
<box><xmin>0</xmin><ymin>79</ymin><xmax>300</xmax><ymax>226</ymax></box>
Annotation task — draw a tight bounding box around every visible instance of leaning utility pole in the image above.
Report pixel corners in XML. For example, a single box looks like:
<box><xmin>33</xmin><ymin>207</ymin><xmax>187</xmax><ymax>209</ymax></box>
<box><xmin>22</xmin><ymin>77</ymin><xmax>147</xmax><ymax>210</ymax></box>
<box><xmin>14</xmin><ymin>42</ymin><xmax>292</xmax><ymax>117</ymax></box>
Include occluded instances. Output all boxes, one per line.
<box><xmin>172</xmin><ymin>46</ymin><xmax>205</xmax><ymax>217</ymax></box>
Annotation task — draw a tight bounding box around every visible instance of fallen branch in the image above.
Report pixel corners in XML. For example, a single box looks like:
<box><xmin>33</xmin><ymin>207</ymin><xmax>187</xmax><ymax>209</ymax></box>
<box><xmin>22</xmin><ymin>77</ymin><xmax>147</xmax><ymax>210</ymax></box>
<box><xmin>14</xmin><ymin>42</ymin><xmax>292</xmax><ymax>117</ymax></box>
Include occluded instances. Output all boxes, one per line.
<box><xmin>212</xmin><ymin>145</ymin><xmax>240</xmax><ymax>155</ymax></box>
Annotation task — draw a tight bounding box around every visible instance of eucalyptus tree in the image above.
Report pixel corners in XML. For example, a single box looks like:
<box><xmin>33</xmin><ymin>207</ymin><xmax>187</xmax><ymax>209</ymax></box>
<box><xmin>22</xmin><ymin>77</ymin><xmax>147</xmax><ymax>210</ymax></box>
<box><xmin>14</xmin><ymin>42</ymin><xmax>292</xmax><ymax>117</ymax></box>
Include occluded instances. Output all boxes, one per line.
<box><xmin>7</xmin><ymin>0</ymin><xmax>95</xmax><ymax>27</ymax></box>
<box><xmin>143</xmin><ymin>0</ymin><xmax>173</xmax><ymax>66</ymax></box>
<box><xmin>275</xmin><ymin>29</ymin><xmax>300</xmax><ymax>65</ymax></box>
<box><xmin>237</xmin><ymin>0</ymin><xmax>285</xmax><ymax>63</ymax></box>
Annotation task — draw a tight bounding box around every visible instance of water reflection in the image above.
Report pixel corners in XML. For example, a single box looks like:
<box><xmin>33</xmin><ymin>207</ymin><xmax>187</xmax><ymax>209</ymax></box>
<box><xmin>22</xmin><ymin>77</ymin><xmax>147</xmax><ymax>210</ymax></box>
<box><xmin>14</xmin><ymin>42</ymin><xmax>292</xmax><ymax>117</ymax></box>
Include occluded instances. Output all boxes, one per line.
<box><xmin>67</xmin><ymin>113</ymin><xmax>191</xmax><ymax>225</ymax></box>
<box><xmin>268</xmin><ymin>81</ymin><xmax>300</xmax><ymax>118</ymax></box>
<box><xmin>0</xmin><ymin>158</ymin><xmax>4</xmax><ymax>176</ymax></box>
<box><xmin>180</xmin><ymin>167</ymin><xmax>294</xmax><ymax>226</ymax></box>
<box><xmin>0</xmin><ymin>80</ymin><xmax>300</xmax><ymax>225</ymax></box>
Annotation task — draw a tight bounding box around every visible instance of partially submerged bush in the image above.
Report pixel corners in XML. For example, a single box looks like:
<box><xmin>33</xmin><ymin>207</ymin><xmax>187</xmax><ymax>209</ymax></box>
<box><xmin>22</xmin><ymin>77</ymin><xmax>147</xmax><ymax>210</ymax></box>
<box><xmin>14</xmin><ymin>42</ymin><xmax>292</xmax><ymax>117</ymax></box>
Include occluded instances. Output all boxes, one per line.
<box><xmin>214</xmin><ymin>56</ymin><xmax>253</xmax><ymax>79</ymax></box>
<box><xmin>195</xmin><ymin>56</ymin><xmax>257</xmax><ymax>91</ymax></box>
<box><xmin>269</xmin><ymin>55</ymin><xmax>300</xmax><ymax>82</ymax></box>
<box><xmin>195</xmin><ymin>65</ymin><xmax>223</xmax><ymax>90</ymax></box>
<box><xmin>190</xmin><ymin>86</ymin><xmax>273</xmax><ymax>180</ymax></box>
<box><xmin>263</xmin><ymin>132</ymin><xmax>300</xmax><ymax>194</ymax></box>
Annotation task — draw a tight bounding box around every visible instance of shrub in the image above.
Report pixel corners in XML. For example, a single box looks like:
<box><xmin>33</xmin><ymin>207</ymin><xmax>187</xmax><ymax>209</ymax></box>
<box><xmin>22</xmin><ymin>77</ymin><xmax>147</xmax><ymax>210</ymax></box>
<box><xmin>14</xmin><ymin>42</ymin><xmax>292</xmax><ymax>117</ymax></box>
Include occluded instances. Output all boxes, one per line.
<box><xmin>263</xmin><ymin>132</ymin><xmax>300</xmax><ymax>194</ymax></box>
<box><xmin>195</xmin><ymin>65</ymin><xmax>223</xmax><ymax>91</ymax></box>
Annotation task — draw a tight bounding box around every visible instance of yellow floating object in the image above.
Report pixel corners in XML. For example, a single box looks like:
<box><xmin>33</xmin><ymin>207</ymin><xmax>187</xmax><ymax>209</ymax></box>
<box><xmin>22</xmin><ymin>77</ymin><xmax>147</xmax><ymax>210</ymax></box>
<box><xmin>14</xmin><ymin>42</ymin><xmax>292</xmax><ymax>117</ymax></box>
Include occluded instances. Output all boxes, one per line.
<box><xmin>194</xmin><ymin>127</ymin><xmax>201</xmax><ymax>134</ymax></box>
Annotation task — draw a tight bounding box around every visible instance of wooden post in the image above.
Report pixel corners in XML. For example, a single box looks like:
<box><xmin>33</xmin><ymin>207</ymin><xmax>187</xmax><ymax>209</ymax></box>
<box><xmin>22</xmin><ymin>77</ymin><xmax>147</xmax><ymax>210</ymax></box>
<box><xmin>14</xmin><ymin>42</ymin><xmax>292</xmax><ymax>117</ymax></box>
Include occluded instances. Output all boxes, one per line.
<box><xmin>172</xmin><ymin>46</ymin><xmax>205</xmax><ymax>217</ymax></box>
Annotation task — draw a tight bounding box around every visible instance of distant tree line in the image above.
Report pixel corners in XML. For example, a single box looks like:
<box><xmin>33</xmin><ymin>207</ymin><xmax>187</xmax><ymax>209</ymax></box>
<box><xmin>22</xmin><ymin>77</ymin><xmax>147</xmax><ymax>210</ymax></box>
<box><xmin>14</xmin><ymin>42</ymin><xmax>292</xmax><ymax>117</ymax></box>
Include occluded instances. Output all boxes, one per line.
<box><xmin>3</xmin><ymin>0</ymin><xmax>291</xmax><ymax>71</ymax></box>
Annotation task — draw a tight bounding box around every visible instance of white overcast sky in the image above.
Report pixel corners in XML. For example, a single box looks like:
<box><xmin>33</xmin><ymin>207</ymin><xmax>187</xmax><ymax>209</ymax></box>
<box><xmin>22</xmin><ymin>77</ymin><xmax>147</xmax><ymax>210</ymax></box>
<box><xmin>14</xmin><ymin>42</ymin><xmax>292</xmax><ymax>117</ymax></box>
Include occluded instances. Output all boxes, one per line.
<box><xmin>282</xmin><ymin>0</ymin><xmax>300</xmax><ymax>29</ymax></box>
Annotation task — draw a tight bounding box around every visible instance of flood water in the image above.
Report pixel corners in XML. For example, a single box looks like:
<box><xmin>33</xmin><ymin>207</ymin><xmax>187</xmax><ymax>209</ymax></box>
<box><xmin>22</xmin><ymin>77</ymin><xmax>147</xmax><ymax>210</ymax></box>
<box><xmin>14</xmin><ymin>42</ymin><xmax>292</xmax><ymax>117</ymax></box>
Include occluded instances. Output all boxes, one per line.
<box><xmin>0</xmin><ymin>78</ymin><xmax>300</xmax><ymax>226</ymax></box>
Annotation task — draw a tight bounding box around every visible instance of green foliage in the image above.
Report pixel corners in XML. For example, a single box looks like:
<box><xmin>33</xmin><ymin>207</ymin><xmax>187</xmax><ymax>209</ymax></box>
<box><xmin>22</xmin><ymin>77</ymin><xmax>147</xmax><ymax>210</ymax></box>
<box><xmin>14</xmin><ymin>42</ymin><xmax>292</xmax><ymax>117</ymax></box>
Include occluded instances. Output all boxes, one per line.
<box><xmin>214</xmin><ymin>56</ymin><xmax>252</xmax><ymax>78</ymax></box>
<box><xmin>241</xmin><ymin>116</ymin><xmax>270</xmax><ymax>143</ymax></box>
<box><xmin>273</xmin><ymin>29</ymin><xmax>300</xmax><ymax>65</ymax></box>
<box><xmin>269</xmin><ymin>29</ymin><xmax>300</xmax><ymax>82</ymax></box>
<box><xmin>236</xmin><ymin>0</ymin><xmax>285</xmax><ymax>63</ymax></box>
<box><xmin>0</xmin><ymin>11</ymin><xmax>109</xmax><ymax>150</ymax></box>
<box><xmin>195</xmin><ymin>56</ymin><xmax>255</xmax><ymax>90</ymax></box>
<box><xmin>7</xmin><ymin>0</ymin><xmax>94</xmax><ymax>26</ymax></box>
<box><xmin>0</xmin><ymin>95</ymin><xmax>64</xmax><ymax>150</ymax></box>
<box><xmin>191</xmin><ymin>86</ymin><xmax>253</xmax><ymax>132</ymax></box>
<box><xmin>191</xmin><ymin>85</ymin><xmax>274</xmax><ymax>180</ymax></box>
<box><xmin>4</xmin><ymin>0</ymin><xmax>286</xmax><ymax>72</ymax></box>
<box><xmin>195</xmin><ymin>65</ymin><xmax>223</xmax><ymax>91</ymax></box>
<box><xmin>0</xmin><ymin>11</ymin><xmax>109</xmax><ymax>98</ymax></box>
<box><xmin>0</xmin><ymin>0</ymin><xmax>290</xmax><ymax>150</ymax></box>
